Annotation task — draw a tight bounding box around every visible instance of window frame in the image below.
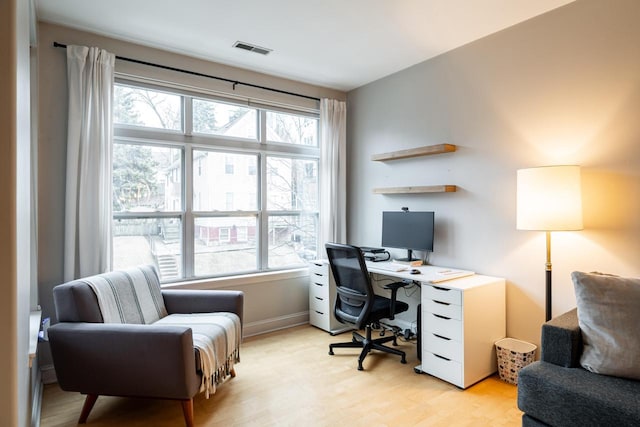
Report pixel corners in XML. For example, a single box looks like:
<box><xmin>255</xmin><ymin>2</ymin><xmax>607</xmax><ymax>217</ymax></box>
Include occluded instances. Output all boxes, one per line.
<box><xmin>112</xmin><ymin>78</ymin><xmax>320</xmax><ymax>283</ymax></box>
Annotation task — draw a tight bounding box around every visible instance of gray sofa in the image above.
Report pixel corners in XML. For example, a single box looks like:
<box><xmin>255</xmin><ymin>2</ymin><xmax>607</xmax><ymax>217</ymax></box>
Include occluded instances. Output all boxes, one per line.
<box><xmin>517</xmin><ymin>309</ymin><xmax>640</xmax><ymax>426</ymax></box>
<box><xmin>48</xmin><ymin>267</ymin><xmax>244</xmax><ymax>427</ymax></box>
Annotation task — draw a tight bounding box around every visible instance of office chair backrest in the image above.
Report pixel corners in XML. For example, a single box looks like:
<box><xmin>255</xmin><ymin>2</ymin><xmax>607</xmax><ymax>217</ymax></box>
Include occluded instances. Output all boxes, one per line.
<box><xmin>325</xmin><ymin>243</ymin><xmax>374</xmax><ymax>329</ymax></box>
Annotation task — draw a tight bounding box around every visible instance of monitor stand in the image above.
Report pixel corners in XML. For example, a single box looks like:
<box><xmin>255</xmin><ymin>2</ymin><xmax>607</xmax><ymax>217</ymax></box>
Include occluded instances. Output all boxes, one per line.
<box><xmin>394</xmin><ymin>249</ymin><xmax>420</xmax><ymax>263</ymax></box>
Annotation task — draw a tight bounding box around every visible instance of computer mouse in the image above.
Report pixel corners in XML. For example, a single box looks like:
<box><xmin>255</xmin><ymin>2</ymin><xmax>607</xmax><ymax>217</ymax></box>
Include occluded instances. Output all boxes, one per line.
<box><xmin>410</xmin><ymin>269</ymin><xmax>420</xmax><ymax>275</ymax></box>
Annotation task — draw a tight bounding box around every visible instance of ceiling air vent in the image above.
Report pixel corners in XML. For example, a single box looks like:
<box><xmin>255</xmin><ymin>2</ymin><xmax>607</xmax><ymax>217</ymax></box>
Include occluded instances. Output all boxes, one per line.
<box><xmin>233</xmin><ymin>41</ymin><xmax>272</xmax><ymax>55</ymax></box>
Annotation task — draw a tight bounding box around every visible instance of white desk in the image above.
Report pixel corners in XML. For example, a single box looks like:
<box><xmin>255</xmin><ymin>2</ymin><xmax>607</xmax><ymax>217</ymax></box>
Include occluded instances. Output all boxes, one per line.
<box><xmin>365</xmin><ymin>261</ymin><xmax>506</xmax><ymax>389</ymax></box>
<box><xmin>366</xmin><ymin>262</ymin><xmax>475</xmax><ymax>283</ymax></box>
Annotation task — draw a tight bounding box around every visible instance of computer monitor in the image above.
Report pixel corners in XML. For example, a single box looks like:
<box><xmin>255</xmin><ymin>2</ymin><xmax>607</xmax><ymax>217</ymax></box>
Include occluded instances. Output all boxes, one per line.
<box><xmin>381</xmin><ymin>211</ymin><xmax>434</xmax><ymax>262</ymax></box>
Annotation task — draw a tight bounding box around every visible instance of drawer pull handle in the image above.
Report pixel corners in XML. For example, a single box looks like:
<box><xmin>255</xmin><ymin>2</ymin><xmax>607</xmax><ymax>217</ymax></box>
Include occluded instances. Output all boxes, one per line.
<box><xmin>433</xmin><ymin>286</ymin><xmax>450</xmax><ymax>291</ymax></box>
<box><xmin>314</xmin><ymin>282</ymin><xmax>324</xmax><ymax>287</ymax></box>
<box><xmin>434</xmin><ymin>353</ymin><xmax>451</xmax><ymax>361</ymax></box>
<box><xmin>312</xmin><ymin>263</ymin><xmax>323</xmax><ymax>267</ymax></box>
<box><xmin>433</xmin><ymin>300</ymin><xmax>450</xmax><ymax>306</ymax></box>
<box><xmin>315</xmin><ymin>310</ymin><xmax>324</xmax><ymax>315</ymax></box>
<box><xmin>433</xmin><ymin>314</ymin><xmax>451</xmax><ymax>320</ymax></box>
<box><xmin>314</xmin><ymin>273</ymin><xmax>323</xmax><ymax>277</ymax></box>
<box><xmin>314</xmin><ymin>296</ymin><xmax>323</xmax><ymax>301</ymax></box>
<box><xmin>433</xmin><ymin>333</ymin><xmax>451</xmax><ymax>341</ymax></box>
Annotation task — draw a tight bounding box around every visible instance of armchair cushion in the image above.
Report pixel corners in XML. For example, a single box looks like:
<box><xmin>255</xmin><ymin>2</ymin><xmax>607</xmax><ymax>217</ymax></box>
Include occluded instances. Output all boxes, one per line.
<box><xmin>155</xmin><ymin>312</ymin><xmax>241</xmax><ymax>397</ymax></box>
<box><xmin>571</xmin><ymin>271</ymin><xmax>640</xmax><ymax>380</ymax></box>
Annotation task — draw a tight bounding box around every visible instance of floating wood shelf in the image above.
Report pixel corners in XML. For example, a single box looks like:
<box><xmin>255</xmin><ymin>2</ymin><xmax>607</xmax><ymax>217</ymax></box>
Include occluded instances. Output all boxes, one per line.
<box><xmin>373</xmin><ymin>185</ymin><xmax>457</xmax><ymax>194</ymax></box>
<box><xmin>371</xmin><ymin>143</ymin><xmax>456</xmax><ymax>161</ymax></box>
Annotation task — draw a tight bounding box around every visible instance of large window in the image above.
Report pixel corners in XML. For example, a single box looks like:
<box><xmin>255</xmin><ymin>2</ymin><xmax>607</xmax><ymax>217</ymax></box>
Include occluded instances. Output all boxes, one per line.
<box><xmin>112</xmin><ymin>82</ymin><xmax>319</xmax><ymax>282</ymax></box>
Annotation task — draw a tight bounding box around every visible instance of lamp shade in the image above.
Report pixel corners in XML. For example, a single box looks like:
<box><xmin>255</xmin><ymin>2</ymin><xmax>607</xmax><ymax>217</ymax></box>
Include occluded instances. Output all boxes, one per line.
<box><xmin>517</xmin><ymin>165</ymin><xmax>583</xmax><ymax>231</ymax></box>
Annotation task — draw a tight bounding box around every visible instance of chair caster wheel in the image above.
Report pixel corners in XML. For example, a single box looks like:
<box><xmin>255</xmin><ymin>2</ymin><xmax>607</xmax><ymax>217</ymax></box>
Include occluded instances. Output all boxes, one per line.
<box><xmin>401</xmin><ymin>358</ymin><xmax>407</xmax><ymax>364</ymax></box>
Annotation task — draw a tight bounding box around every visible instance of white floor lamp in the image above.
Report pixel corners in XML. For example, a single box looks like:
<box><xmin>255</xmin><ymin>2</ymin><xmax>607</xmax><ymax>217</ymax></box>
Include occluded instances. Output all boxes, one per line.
<box><xmin>516</xmin><ymin>165</ymin><xmax>583</xmax><ymax>321</ymax></box>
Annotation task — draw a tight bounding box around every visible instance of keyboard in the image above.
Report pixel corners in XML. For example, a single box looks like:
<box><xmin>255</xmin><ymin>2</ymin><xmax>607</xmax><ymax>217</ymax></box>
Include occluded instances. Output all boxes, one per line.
<box><xmin>366</xmin><ymin>262</ymin><xmax>408</xmax><ymax>272</ymax></box>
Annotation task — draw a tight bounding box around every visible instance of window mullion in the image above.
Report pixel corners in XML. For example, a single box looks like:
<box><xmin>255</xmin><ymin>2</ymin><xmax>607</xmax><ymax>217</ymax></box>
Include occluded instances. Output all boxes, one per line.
<box><xmin>184</xmin><ymin>95</ymin><xmax>193</xmax><ymax>136</ymax></box>
<box><xmin>259</xmin><ymin>152</ymin><xmax>268</xmax><ymax>270</ymax></box>
<box><xmin>259</xmin><ymin>109</ymin><xmax>267</xmax><ymax>144</ymax></box>
<box><xmin>258</xmin><ymin>110</ymin><xmax>268</xmax><ymax>270</ymax></box>
<box><xmin>182</xmin><ymin>129</ymin><xmax>195</xmax><ymax>277</ymax></box>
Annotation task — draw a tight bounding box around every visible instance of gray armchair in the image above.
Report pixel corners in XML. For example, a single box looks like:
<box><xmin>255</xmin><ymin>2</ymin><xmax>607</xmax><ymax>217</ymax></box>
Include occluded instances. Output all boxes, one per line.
<box><xmin>517</xmin><ymin>309</ymin><xmax>640</xmax><ymax>426</ymax></box>
<box><xmin>49</xmin><ymin>269</ymin><xmax>244</xmax><ymax>427</ymax></box>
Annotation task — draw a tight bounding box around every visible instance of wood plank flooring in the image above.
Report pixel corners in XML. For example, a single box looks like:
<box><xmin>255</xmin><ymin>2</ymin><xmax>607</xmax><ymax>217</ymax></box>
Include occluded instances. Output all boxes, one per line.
<box><xmin>40</xmin><ymin>325</ymin><xmax>522</xmax><ymax>426</ymax></box>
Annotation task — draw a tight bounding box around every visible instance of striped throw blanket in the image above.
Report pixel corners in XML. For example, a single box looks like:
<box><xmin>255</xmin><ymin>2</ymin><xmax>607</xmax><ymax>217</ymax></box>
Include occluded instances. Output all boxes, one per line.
<box><xmin>155</xmin><ymin>313</ymin><xmax>242</xmax><ymax>398</ymax></box>
<box><xmin>82</xmin><ymin>265</ymin><xmax>167</xmax><ymax>324</ymax></box>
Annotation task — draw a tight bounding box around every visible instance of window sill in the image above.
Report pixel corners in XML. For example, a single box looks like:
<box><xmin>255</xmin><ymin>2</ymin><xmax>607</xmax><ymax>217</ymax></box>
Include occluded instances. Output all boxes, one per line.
<box><xmin>161</xmin><ymin>267</ymin><xmax>310</xmax><ymax>290</ymax></box>
<box><xmin>29</xmin><ymin>309</ymin><xmax>42</xmax><ymax>368</ymax></box>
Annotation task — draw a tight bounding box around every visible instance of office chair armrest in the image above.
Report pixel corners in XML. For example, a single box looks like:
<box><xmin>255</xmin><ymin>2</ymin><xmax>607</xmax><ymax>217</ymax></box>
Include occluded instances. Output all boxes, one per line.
<box><xmin>383</xmin><ymin>281</ymin><xmax>409</xmax><ymax>320</ymax></box>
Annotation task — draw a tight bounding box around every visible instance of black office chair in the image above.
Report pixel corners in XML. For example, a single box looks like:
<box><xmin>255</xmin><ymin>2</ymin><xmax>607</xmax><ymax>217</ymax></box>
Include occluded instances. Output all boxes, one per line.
<box><xmin>325</xmin><ymin>243</ymin><xmax>409</xmax><ymax>370</ymax></box>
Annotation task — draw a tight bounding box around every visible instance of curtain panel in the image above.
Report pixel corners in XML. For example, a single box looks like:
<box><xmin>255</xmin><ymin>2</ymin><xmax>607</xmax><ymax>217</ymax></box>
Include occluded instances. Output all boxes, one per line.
<box><xmin>319</xmin><ymin>98</ymin><xmax>347</xmax><ymax>254</ymax></box>
<box><xmin>64</xmin><ymin>45</ymin><xmax>115</xmax><ymax>281</ymax></box>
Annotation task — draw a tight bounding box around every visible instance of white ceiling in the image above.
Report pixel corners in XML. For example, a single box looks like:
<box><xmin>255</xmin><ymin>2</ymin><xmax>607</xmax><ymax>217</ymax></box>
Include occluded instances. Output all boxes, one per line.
<box><xmin>35</xmin><ymin>0</ymin><xmax>575</xmax><ymax>91</ymax></box>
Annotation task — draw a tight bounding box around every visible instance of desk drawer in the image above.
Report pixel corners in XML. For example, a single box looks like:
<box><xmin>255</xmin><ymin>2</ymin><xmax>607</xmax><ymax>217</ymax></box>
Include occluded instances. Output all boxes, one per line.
<box><xmin>424</xmin><ymin>299</ymin><xmax>462</xmax><ymax>320</ymax></box>
<box><xmin>310</xmin><ymin>293</ymin><xmax>329</xmax><ymax>312</ymax></box>
<box><xmin>309</xmin><ymin>280</ymin><xmax>330</xmax><ymax>299</ymax></box>
<box><xmin>423</xmin><ymin>284</ymin><xmax>462</xmax><ymax>305</ymax></box>
<box><xmin>309</xmin><ymin>309</ymin><xmax>330</xmax><ymax>330</ymax></box>
<box><xmin>309</xmin><ymin>261</ymin><xmax>329</xmax><ymax>278</ymax></box>
<box><xmin>423</xmin><ymin>312</ymin><xmax>462</xmax><ymax>342</ymax></box>
<box><xmin>422</xmin><ymin>351</ymin><xmax>463</xmax><ymax>387</ymax></box>
<box><xmin>424</xmin><ymin>332</ymin><xmax>462</xmax><ymax>362</ymax></box>
<box><xmin>310</xmin><ymin>271</ymin><xmax>329</xmax><ymax>286</ymax></box>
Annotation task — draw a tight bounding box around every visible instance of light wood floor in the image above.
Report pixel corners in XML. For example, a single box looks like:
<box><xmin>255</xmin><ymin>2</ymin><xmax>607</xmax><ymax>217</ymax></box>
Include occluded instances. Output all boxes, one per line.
<box><xmin>40</xmin><ymin>325</ymin><xmax>522</xmax><ymax>426</ymax></box>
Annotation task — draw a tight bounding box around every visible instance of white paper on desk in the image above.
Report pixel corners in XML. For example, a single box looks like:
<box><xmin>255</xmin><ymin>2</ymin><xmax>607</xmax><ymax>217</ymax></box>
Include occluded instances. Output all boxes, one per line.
<box><xmin>431</xmin><ymin>269</ymin><xmax>475</xmax><ymax>283</ymax></box>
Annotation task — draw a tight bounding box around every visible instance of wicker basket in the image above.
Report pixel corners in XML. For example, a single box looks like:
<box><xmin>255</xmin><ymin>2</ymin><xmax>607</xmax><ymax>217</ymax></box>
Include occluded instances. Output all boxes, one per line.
<box><xmin>495</xmin><ymin>338</ymin><xmax>537</xmax><ymax>385</ymax></box>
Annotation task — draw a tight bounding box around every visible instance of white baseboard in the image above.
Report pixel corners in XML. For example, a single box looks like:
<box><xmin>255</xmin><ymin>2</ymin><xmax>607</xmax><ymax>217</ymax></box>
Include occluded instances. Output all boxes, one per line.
<box><xmin>31</xmin><ymin>367</ymin><xmax>43</xmax><ymax>427</ymax></box>
<box><xmin>243</xmin><ymin>311</ymin><xmax>309</xmax><ymax>338</ymax></box>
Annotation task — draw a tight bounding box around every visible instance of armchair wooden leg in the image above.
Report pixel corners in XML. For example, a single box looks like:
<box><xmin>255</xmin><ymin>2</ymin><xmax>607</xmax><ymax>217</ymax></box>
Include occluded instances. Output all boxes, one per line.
<box><xmin>78</xmin><ymin>394</ymin><xmax>99</xmax><ymax>424</ymax></box>
<box><xmin>181</xmin><ymin>398</ymin><xmax>194</xmax><ymax>427</ymax></box>
<box><xmin>230</xmin><ymin>367</ymin><xmax>236</xmax><ymax>378</ymax></box>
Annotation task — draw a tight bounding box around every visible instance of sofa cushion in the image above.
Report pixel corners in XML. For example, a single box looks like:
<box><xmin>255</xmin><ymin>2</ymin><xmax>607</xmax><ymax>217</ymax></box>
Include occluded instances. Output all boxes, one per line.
<box><xmin>518</xmin><ymin>361</ymin><xmax>640</xmax><ymax>427</ymax></box>
<box><xmin>571</xmin><ymin>271</ymin><xmax>640</xmax><ymax>380</ymax></box>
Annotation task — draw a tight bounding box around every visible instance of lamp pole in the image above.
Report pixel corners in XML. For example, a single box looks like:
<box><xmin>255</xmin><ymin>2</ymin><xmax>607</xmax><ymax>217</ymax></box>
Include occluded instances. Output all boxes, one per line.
<box><xmin>545</xmin><ymin>231</ymin><xmax>552</xmax><ymax>322</ymax></box>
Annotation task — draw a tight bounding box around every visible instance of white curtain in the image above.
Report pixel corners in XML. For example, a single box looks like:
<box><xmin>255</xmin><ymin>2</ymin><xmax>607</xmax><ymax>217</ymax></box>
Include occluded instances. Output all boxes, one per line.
<box><xmin>64</xmin><ymin>45</ymin><xmax>115</xmax><ymax>281</ymax></box>
<box><xmin>319</xmin><ymin>98</ymin><xmax>347</xmax><ymax>255</ymax></box>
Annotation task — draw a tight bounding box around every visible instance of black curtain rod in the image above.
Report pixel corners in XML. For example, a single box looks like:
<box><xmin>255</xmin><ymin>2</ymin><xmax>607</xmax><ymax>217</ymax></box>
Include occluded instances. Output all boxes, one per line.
<box><xmin>53</xmin><ymin>41</ymin><xmax>321</xmax><ymax>102</ymax></box>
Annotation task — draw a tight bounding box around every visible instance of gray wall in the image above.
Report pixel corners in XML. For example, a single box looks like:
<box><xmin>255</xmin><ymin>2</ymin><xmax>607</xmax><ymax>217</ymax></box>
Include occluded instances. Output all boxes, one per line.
<box><xmin>36</xmin><ymin>22</ymin><xmax>346</xmax><ymax>376</ymax></box>
<box><xmin>347</xmin><ymin>0</ymin><xmax>640</xmax><ymax>345</ymax></box>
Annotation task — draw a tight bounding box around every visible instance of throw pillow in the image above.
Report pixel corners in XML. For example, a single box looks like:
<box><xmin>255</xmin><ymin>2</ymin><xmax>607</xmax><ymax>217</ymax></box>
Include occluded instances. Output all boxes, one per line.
<box><xmin>571</xmin><ymin>271</ymin><xmax>640</xmax><ymax>380</ymax></box>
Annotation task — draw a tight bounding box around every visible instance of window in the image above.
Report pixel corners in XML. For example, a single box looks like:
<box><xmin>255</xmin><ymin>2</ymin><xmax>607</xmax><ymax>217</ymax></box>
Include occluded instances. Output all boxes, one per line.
<box><xmin>224</xmin><ymin>156</ymin><xmax>234</xmax><ymax>175</ymax></box>
<box><xmin>112</xmin><ymin>81</ymin><xmax>320</xmax><ymax>282</ymax></box>
<box><xmin>114</xmin><ymin>85</ymin><xmax>182</xmax><ymax>131</ymax></box>
<box><xmin>266</xmin><ymin>110</ymin><xmax>318</xmax><ymax>146</ymax></box>
<box><xmin>193</xmin><ymin>98</ymin><xmax>257</xmax><ymax>139</ymax></box>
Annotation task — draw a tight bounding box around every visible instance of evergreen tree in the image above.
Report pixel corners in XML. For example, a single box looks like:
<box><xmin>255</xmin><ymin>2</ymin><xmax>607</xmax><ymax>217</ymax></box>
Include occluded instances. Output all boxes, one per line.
<box><xmin>112</xmin><ymin>144</ymin><xmax>160</xmax><ymax>211</ymax></box>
